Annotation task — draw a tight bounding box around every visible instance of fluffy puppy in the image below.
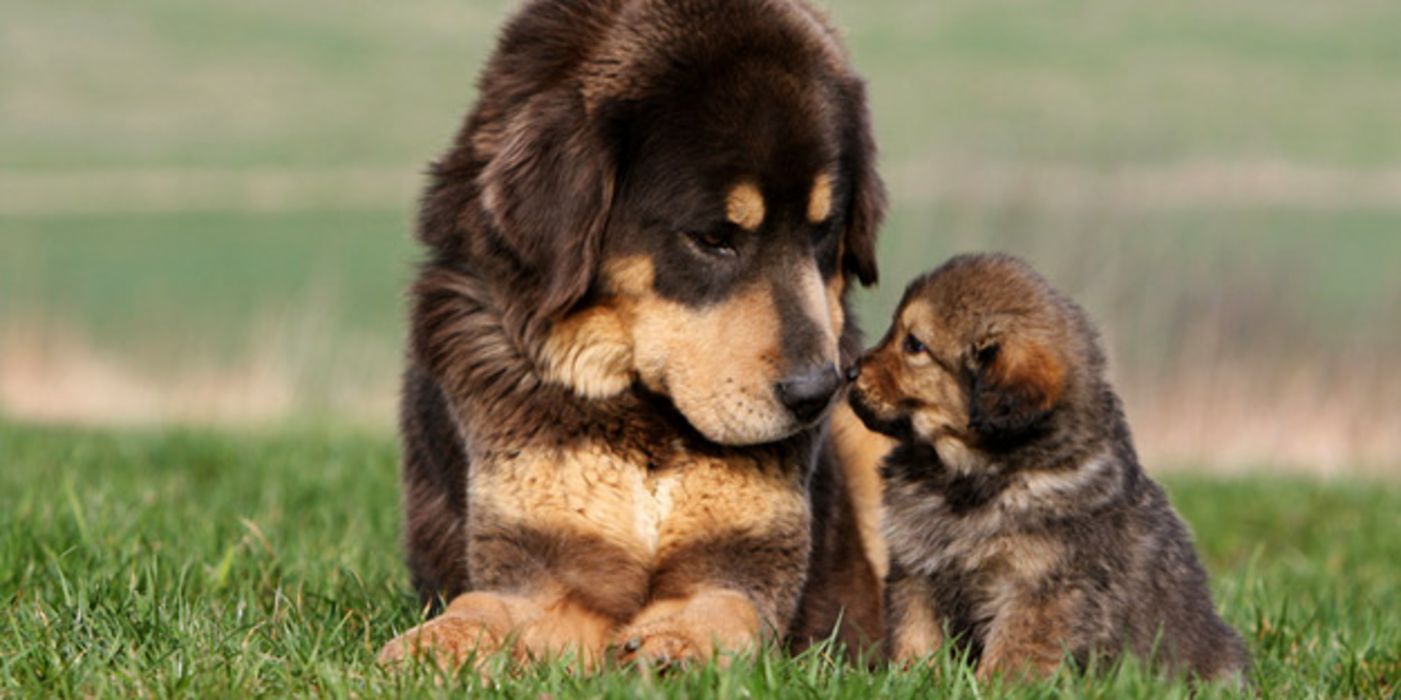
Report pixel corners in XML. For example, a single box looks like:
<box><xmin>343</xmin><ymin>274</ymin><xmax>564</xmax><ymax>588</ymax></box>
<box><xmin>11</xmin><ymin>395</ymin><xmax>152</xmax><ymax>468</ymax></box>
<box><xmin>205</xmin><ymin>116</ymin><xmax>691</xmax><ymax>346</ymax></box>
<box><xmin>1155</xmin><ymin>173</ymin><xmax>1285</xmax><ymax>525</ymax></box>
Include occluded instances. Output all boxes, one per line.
<box><xmin>847</xmin><ymin>253</ymin><xmax>1248</xmax><ymax>681</ymax></box>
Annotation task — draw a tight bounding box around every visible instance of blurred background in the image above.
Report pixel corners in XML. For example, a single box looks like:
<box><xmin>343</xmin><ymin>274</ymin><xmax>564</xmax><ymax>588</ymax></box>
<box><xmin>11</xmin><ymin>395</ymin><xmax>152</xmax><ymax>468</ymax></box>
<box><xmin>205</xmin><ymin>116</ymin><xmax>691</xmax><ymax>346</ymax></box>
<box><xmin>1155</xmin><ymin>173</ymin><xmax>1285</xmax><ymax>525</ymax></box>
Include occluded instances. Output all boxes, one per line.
<box><xmin>2</xmin><ymin>0</ymin><xmax>1397</xmax><ymax>476</ymax></box>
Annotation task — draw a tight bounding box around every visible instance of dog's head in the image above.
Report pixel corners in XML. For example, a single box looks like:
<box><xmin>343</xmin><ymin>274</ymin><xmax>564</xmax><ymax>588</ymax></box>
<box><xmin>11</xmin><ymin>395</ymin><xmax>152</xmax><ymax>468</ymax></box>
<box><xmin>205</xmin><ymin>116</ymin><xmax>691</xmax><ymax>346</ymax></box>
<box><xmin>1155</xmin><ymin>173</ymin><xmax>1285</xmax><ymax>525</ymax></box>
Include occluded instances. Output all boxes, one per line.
<box><xmin>848</xmin><ymin>254</ymin><xmax>1100</xmax><ymax>466</ymax></box>
<box><xmin>435</xmin><ymin>1</ymin><xmax>884</xmax><ymax>446</ymax></box>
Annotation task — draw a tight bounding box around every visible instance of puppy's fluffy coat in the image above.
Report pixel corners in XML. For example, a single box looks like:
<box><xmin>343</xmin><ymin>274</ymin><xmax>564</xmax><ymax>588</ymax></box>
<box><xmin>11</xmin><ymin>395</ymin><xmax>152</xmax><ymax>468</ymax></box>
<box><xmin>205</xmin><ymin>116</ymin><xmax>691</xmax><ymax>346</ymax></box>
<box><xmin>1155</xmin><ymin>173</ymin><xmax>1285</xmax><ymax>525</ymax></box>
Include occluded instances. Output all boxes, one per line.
<box><xmin>848</xmin><ymin>254</ymin><xmax>1247</xmax><ymax>681</ymax></box>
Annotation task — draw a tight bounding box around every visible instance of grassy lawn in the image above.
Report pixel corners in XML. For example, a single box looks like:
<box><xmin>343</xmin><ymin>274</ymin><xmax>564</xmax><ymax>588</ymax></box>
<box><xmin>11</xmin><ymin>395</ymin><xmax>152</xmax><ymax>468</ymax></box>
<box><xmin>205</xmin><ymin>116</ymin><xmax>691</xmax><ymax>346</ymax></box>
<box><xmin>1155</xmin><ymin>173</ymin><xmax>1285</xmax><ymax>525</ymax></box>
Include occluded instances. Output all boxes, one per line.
<box><xmin>1</xmin><ymin>421</ymin><xmax>1396</xmax><ymax>697</ymax></box>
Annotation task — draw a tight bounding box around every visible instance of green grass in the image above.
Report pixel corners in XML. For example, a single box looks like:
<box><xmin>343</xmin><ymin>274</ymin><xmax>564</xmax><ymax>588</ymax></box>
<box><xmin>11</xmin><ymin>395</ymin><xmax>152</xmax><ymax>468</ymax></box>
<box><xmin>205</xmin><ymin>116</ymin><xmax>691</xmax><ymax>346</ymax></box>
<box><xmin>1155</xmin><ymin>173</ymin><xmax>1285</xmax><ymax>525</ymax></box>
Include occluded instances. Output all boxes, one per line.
<box><xmin>2</xmin><ymin>421</ymin><xmax>1397</xmax><ymax>697</ymax></box>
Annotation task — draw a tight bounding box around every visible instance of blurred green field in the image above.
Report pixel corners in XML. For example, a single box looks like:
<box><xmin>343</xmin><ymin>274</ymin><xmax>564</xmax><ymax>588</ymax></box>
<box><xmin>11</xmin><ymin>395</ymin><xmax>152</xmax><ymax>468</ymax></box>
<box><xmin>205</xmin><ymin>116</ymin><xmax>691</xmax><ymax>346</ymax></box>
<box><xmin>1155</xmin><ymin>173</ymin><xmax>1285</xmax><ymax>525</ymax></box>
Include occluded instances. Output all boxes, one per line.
<box><xmin>4</xmin><ymin>2</ymin><xmax>1399</xmax><ymax>360</ymax></box>
<box><xmin>1</xmin><ymin>2</ymin><xmax>1399</xmax><ymax>423</ymax></box>
<box><xmin>3</xmin><ymin>208</ymin><xmax>1399</xmax><ymax>362</ymax></box>
<box><xmin>4</xmin><ymin>0</ymin><xmax>1398</xmax><ymax>390</ymax></box>
<box><xmin>6</xmin><ymin>0</ymin><xmax>1401</xmax><ymax>169</ymax></box>
<box><xmin>2</xmin><ymin>421</ymin><xmax>1397</xmax><ymax>697</ymax></box>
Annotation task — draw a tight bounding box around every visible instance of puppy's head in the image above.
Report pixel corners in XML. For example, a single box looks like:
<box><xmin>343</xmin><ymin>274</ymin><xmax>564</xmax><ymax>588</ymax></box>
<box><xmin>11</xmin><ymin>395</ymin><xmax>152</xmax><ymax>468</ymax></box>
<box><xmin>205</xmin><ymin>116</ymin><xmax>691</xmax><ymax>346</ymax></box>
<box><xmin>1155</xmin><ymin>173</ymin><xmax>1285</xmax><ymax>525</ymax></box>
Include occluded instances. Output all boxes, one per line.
<box><xmin>443</xmin><ymin>0</ymin><xmax>884</xmax><ymax>446</ymax></box>
<box><xmin>849</xmin><ymin>254</ymin><xmax>1100</xmax><ymax>465</ymax></box>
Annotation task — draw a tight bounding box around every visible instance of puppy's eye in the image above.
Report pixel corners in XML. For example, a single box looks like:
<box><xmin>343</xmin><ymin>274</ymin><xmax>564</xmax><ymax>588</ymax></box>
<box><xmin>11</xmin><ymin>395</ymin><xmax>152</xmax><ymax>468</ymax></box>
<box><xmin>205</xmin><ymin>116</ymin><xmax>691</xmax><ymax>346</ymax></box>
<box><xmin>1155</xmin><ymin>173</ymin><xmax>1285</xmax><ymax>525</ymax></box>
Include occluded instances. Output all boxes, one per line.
<box><xmin>685</xmin><ymin>229</ymin><xmax>737</xmax><ymax>257</ymax></box>
<box><xmin>903</xmin><ymin>333</ymin><xmax>926</xmax><ymax>355</ymax></box>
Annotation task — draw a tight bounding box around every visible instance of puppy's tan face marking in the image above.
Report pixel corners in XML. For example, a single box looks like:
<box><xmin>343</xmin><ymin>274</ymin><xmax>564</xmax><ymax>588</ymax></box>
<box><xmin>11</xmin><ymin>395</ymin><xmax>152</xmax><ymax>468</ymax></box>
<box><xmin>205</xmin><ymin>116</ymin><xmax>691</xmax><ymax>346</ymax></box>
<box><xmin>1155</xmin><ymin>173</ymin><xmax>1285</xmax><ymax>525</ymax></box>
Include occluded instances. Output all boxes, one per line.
<box><xmin>807</xmin><ymin>172</ymin><xmax>833</xmax><ymax>224</ymax></box>
<box><xmin>725</xmin><ymin>181</ymin><xmax>766</xmax><ymax>232</ymax></box>
<box><xmin>850</xmin><ymin>298</ymin><xmax>970</xmax><ymax>447</ymax></box>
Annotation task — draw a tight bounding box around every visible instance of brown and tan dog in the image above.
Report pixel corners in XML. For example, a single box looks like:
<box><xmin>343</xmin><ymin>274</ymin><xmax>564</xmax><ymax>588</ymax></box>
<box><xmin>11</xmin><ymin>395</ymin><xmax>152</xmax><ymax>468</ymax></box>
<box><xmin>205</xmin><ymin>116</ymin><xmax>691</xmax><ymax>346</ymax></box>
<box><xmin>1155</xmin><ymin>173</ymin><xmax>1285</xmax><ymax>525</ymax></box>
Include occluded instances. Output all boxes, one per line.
<box><xmin>848</xmin><ymin>253</ymin><xmax>1248</xmax><ymax>681</ymax></box>
<box><xmin>377</xmin><ymin>0</ymin><xmax>892</xmax><ymax>673</ymax></box>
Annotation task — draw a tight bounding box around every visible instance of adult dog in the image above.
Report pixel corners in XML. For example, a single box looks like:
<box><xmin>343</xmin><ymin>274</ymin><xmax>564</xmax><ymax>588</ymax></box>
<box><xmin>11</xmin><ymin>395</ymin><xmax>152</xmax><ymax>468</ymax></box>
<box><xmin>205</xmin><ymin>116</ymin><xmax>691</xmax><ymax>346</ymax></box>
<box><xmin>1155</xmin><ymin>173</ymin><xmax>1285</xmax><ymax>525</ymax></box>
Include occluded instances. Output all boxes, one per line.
<box><xmin>379</xmin><ymin>0</ymin><xmax>891</xmax><ymax>670</ymax></box>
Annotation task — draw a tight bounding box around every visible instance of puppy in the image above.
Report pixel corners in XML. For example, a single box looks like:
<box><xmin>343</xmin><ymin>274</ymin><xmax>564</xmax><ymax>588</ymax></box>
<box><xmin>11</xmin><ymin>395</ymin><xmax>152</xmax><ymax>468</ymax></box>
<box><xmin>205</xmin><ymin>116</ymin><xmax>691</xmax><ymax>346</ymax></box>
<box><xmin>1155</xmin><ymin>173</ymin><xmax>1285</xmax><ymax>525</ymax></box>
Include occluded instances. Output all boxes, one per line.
<box><xmin>848</xmin><ymin>253</ymin><xmax>1248</xmax><ymax>681</ymax></box>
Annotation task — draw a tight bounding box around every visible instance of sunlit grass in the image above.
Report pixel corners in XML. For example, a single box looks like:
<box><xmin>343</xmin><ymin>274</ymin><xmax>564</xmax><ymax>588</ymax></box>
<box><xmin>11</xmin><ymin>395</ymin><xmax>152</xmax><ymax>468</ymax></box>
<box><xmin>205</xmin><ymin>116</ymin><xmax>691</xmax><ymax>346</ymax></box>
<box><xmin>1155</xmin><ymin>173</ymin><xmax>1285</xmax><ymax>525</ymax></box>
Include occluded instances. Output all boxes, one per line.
<box><xmin>2</xmin><ymin>422</ymin><xmax>1396</xmax><ymax>697</ymax></box>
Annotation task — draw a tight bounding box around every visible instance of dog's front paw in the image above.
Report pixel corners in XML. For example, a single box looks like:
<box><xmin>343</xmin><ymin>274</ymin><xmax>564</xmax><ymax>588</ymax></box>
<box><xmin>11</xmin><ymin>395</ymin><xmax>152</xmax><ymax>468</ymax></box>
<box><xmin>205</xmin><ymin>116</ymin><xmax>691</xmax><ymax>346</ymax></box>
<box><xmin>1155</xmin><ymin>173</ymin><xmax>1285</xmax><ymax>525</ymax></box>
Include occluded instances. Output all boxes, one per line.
<box><xmin>614</xmin><ymin>624</ymin><xmax>705</xmax><ymax>670</ymax></box>
<box><xmin>377</xmin><ymin>592</ymin><xmax>514</xmax><ymax>672</ymax></box>
<box><xmin>612</xmin><ymin>590</ymin><xmax>761</xmax><ymax>671</ymax></box>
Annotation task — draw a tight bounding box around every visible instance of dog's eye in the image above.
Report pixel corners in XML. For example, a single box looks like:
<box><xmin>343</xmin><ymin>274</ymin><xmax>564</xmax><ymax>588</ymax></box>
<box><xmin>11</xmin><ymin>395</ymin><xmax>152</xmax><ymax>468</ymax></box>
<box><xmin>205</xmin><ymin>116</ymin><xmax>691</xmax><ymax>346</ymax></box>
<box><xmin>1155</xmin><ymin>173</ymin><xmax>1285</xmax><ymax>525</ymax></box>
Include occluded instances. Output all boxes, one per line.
<box><xmin>685</xmin><ymin>229</ymin><xmax>737</xmax><ymax>257</ymax></box>
<box><xmin>903</xmin><ymin>333</ymin><xmax>926</xmax><ymax>355</ymax></box>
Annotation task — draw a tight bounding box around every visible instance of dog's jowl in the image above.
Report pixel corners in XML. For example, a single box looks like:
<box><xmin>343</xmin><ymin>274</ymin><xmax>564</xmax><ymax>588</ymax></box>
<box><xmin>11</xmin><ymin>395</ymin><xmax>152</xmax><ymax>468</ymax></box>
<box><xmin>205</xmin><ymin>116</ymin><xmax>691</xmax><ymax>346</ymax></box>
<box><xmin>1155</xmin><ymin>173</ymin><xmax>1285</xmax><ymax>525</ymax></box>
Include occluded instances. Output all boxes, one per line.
<box><xmin>379</xmin><ymin>0</ymin><xmax>893</xmax><ymax>671</ymax></box>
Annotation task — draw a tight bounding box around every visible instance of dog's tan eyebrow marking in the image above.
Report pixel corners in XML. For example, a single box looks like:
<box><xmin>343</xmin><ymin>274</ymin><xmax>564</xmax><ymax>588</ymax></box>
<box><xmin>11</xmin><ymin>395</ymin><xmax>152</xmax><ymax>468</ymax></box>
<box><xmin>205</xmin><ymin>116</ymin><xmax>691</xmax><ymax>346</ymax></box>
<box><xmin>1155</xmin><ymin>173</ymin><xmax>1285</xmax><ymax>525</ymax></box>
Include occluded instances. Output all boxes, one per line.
<box><xmin>726</xmin><ymin>181</ymin><xmax>766</xmax><ymax>232</ymax></box>
<box><xmin>808</xmin><ymin>172</ymin><xmax>833</xmax><ymax>223</ymax></box>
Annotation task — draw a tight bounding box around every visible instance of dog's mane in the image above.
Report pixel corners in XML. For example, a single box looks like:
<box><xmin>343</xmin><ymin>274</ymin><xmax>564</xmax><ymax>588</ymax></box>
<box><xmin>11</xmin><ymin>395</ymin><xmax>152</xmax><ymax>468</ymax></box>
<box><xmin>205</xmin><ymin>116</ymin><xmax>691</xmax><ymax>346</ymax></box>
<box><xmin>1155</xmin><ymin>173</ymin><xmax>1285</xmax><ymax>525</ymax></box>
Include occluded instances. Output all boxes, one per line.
<box><xmin>411</xmin><ymin>262</ymin><xmax>594</xmax><ymax>440</ymax></box>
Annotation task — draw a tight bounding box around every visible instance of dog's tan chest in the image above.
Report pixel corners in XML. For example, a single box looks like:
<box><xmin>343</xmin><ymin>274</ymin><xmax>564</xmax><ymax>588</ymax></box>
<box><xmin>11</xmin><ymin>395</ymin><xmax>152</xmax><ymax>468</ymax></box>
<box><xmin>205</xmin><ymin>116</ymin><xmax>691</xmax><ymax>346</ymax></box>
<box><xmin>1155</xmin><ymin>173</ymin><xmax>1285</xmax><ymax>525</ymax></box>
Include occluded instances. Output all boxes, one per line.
<box><xmin>470</xmin><ymin>443</ymin><xmax>807</xmax><ymax>564</ymax></box>
<box><xmin>469</xmin><ymin>446</ymin><xmax>658</xmax><ymax>555</ymax></box>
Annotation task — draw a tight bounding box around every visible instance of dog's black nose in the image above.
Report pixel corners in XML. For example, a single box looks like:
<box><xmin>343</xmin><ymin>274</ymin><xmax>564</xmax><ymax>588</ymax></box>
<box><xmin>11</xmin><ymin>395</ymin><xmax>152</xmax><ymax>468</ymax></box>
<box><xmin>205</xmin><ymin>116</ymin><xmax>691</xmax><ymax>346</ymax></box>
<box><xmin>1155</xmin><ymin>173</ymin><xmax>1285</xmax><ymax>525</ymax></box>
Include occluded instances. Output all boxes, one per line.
<box><xmin>776</xmin><ymin>364</ymin><xmax>843</xmax><ymax>424</ymax></box>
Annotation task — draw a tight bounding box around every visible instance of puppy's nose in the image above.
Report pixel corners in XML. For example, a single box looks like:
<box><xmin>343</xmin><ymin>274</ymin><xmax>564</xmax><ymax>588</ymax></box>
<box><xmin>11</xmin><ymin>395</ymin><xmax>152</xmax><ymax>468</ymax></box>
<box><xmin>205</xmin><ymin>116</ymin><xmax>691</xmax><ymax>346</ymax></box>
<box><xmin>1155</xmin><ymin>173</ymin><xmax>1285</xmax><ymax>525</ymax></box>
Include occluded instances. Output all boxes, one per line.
<box><xmin>776</xmin><ymin>364</ymin><xmax>843</xmax><ymax>424</ymax></box>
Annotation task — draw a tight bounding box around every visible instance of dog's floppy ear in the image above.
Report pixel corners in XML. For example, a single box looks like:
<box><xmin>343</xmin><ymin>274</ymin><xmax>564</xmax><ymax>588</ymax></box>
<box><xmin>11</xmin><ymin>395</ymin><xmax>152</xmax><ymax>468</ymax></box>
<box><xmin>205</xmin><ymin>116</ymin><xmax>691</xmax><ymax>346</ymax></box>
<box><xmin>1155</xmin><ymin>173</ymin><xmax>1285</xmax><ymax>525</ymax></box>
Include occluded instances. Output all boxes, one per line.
<box><xmin>480</xmin><ymin>88</ymin><xmax>616</xmax><ymax>320</ymax></box>
<box><xmin>837</xmin><ymin>76</ymin><xmax>885</xmax><ymax>287</ymax></box>
<box><xmin>968</xmin><ymin>336</ymin><xmax>1066</xmax><ymax>446</ymax></box>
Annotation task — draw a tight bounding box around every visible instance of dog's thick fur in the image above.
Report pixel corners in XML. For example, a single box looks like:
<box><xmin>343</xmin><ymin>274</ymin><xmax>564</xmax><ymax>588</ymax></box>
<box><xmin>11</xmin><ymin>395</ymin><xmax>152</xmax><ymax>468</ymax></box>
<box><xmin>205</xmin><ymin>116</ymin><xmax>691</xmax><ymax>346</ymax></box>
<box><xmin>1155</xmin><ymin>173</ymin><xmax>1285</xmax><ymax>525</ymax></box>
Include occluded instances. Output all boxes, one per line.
<box><xmin>379</xmin><ymin>0</ymin><xmax>892</xmax><ymax>670</ymax></box>
<box><xmin>849</xmin><ymin>254</ymin><xmax>1248</xmax><ymax>681</ymax></box>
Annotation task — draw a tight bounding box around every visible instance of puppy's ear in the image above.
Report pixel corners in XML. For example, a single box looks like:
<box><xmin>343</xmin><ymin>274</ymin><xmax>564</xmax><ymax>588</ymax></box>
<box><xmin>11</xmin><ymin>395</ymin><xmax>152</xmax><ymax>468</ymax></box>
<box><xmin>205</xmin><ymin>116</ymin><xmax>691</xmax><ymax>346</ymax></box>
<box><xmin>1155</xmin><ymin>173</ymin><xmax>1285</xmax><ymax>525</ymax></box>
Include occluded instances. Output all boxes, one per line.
<box><xmin>479</xmin><ymin>89</ymin><xmax>616</xmax><ymax>319</ymax></box>
<box><xmin>968</xmin><ymin>337</ymin><xmax>1066</xmax><ymax>446</ymax></box>
<box><xmin>837</xmin><ymin>76</ymin><xmax>885</xmax><ymax>287</ymax></box>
